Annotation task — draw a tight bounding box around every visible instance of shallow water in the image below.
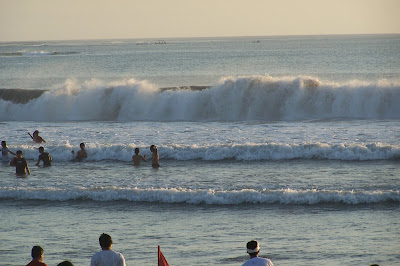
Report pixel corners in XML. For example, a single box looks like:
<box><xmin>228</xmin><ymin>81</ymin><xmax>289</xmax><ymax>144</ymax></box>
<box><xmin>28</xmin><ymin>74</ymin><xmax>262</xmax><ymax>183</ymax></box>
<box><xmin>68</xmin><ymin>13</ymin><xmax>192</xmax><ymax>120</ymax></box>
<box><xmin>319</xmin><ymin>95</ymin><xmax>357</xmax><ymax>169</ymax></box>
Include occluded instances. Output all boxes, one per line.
<box><xmin>1</xmin><ymin>120</ymin><xmax>400</xmax><ymax>265</ymax></box>
<box><xmin>2</xmin><ymin>199</ymin><xmax>399</xmax><ymax>265</ymax></box>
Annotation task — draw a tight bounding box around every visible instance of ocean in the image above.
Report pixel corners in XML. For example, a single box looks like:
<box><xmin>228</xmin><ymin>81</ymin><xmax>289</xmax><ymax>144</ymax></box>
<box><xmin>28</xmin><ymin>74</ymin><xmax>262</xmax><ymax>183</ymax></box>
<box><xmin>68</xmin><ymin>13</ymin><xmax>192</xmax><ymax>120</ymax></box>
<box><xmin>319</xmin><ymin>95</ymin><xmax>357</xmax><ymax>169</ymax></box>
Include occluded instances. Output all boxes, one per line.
<box><xmin>0</xmin><ymin>35</ymin><xmax>399</xmax><ymax>266</ymax></box>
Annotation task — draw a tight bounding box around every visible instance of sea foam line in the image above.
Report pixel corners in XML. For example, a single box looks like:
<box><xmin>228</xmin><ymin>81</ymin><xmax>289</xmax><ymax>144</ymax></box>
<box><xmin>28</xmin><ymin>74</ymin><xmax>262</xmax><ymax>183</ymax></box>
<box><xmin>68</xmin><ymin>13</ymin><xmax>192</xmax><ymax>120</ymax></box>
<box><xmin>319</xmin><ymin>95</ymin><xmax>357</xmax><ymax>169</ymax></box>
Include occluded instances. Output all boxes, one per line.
<box><xmin>0</xmin><ymin>187</ymin><xmax>398</xmax><ymax>205</ymax></box>
<box><xmin>7</xmin><ymin>142</ymin><xmax>400</xmax><ymax>162</ymax></box>
<box><xmin>1</xmin><ymin>75</ymin><xmax>399</xmax><ymax>121</ymax></box>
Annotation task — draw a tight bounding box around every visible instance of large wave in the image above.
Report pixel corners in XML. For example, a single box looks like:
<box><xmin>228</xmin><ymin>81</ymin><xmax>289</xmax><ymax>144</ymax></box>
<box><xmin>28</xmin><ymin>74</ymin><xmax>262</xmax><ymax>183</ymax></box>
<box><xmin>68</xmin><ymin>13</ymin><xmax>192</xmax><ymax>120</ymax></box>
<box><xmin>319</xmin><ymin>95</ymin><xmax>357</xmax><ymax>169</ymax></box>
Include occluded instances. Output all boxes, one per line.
<box><xmin>0</xmin><ymin>186</ymin><xmax>398</xmax><ymax>205</ymax></box>
<box><xmin>1</xmin><ymin>75</ymin><xmax>400</xmax><ymax>121</ymax></box>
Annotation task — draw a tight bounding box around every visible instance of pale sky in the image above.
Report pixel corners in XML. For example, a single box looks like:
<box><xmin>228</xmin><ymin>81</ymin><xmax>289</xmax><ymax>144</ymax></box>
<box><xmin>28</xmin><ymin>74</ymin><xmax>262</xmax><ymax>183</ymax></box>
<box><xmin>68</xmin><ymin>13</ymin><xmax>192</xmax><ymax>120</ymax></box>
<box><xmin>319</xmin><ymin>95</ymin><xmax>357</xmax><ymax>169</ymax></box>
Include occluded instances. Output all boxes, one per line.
<box><xmin>0</xmin><ymin>0</ymin><xmax>399</xmax><ymax>42</ymax></box>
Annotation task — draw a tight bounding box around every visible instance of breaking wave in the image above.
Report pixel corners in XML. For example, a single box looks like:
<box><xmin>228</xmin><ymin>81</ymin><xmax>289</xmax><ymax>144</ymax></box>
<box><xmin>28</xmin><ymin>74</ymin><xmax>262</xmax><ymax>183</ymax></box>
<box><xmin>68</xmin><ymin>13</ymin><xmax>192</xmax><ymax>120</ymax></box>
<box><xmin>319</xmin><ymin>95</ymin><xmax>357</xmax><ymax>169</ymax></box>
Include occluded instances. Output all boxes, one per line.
<box><xmin>1</xmin><ymin>75</ymin><xmax>400</xmax><ymax>121</ymax></box>
<box><xmin>7</xmin><ymin>142</ymin><xmax>400</xmax><ymax>162</ymax></box>
<box><xmin>0</xmin><ymin>186</ymin><xmax>398</xmax><ymax>205</ymax></box>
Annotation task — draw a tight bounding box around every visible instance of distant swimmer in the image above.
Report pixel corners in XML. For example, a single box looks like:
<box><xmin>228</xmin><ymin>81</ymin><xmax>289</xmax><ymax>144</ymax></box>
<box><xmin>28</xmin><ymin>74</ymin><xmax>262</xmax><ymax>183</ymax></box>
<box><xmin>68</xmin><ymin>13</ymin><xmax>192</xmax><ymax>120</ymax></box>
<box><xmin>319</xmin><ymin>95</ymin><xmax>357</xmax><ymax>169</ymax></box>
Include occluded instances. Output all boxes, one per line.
<box><xmin>28</xmin><ymin>130</ymin><xmax>46</xmax><ymax>144</ymax></box>
<box><xmin>10</xmin><ymin>150</ymin><xmax>30</xmax><ymax>175</ymax></box>
<box><xmin>132</xmin><ymin>148</ymin><xmax>147</xmax><ymax>166</ymax></box>
<box><xmin>36</xmin><ymin>146</ymin><xmax>52</xmax><ymax>167</ymax></box>
<box><xmin>150</xmin><ymin>145</ymin><xmax>160</xmax><ymax>168</ymax></box>
<box><xmin>75</xmin><ymin>142</ymin><xmax>88</xmax><ymax>161</ymax></box>
<box><xmin>1</xmin><ymin>141</ymin><xmax>16</xmax><ymax>163</ymax></box>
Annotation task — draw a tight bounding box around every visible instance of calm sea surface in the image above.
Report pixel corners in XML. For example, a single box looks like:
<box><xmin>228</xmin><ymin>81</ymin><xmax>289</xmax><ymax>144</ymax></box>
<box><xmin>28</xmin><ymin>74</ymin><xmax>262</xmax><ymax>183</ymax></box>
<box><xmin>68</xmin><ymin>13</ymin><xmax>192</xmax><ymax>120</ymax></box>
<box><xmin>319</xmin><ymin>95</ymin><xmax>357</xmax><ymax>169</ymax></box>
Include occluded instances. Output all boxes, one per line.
<box><xmin>0</xmin><ymin>35</ymin><xmax>400</xmax><ymax>265</ymax></box>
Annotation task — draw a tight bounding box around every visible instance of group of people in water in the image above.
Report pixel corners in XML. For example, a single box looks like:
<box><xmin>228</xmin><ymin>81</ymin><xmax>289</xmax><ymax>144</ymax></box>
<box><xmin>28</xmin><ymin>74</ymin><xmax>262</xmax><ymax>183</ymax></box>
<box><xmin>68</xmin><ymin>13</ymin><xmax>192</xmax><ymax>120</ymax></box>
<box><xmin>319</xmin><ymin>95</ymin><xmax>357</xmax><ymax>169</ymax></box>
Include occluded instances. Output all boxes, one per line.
<box><xmin>1</xmin><ymin>130</ymin><xmax>160</xmax><ymax>176</ymax></box>
<box><xmin>26</xmin><ymin>236</ymin><xmax>274</xmax><ymax>266</ymax></box>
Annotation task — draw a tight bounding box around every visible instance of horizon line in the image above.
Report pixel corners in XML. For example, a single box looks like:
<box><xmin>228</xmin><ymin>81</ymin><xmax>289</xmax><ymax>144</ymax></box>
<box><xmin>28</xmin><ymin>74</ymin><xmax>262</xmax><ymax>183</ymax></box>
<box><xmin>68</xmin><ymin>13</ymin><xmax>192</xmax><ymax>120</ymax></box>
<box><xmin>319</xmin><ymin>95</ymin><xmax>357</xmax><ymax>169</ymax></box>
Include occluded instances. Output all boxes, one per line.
<box><xmin>1</xmin><ymin>32</ymin><xmax>399</xmax><ymax>44</ymax></box>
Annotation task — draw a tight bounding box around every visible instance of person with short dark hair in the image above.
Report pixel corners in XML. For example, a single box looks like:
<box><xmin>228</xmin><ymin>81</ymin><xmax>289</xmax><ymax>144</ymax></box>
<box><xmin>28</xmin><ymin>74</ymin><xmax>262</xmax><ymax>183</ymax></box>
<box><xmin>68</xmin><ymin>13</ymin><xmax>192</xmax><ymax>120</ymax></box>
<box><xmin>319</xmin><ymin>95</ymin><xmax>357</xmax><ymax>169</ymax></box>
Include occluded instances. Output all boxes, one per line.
<box><xmin>76</xmin><ymin>142</ymin><xmax>87</xmax><ymax>161</ymax></box>
<box><xmin>36</xmin><ymin>146</ymin><xmax>52</xmax><ymax>167</ymax></box>
<box><xmin>90</xmin><ymin>233</ymin><xmax>126</xmax><ymax>266</ymax></box>
<box><xmin>150</xmin><ymin>145</ymin><xmax>160</xmax><ymax>168</ymax></box>
<box><xmin>26</xmin><ymin>246</ymin><xmax>47</xmax><ymax>266</ymax></box>
<box><xmin>132</xmin><ymin>147</ymin><xmax>146</xmax><ymax>166</ymax></box>
<box><xmin>57</xmin><ymin>261</ymin><xmax>73</xmax><ymax>266</ymax></box>
<box><xmin>10</xmin><ymin>150</ymin><xmax>30</xmax><ymax>175</ymax></box>
<box><xmin>1</xmin><ymin>140</ymin><xmax>16</xmax><ymax>163</ymax></box>
<box><xmin>29</xmin><ymin>130</ymin><xmax>46</xmax><ymax>144</ymax></box>
<box><xmin>242</xmin><ymin>240</ymin><xmax>273</xmax><ymax>266</ymax></box>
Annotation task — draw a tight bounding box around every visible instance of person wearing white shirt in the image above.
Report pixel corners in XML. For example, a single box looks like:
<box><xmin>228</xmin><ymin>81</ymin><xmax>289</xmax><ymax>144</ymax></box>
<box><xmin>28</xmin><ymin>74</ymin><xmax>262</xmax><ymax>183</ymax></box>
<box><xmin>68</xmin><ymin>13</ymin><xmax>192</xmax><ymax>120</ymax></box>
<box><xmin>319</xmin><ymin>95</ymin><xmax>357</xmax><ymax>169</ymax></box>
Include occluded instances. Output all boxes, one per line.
<box><xmin>90</xmin><ymin>233</ymin><xmax>126</xmax><ymax>266</ymax></box>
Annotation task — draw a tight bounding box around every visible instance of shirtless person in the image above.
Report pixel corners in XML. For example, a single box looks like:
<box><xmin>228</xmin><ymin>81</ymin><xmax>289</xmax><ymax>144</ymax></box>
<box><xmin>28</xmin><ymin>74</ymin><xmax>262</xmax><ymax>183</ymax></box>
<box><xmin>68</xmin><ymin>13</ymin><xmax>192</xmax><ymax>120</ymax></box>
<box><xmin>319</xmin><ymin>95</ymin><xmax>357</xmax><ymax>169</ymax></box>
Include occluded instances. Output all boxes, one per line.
<box><xmin>76</xmin><ymin>142</ymin><xmax>88</xmax><ymax>161</ymax></box>
<box><xmin>1</xmin><ymin>141</ymin><xmax>16</xmax><ymax>163</ymax></box>
<box><xmin>10</xmin><ymin>150</ymin><xmax>30</xmax><ymax>175</ymax></box>
<box><xmin>132</xmin><ymin>148</ymin><xmax>146</xmax><ymax>166</ymax></box>
<box><xmin>29</xmin><ymin>130</ymin><xmax>46</xmax><ymax>143</ymax></box>
<box><xmin>150</xmin><ymin>145</ymin><xmax>160</xmax><ymax>168</ymax></box>
<box><xmin>36</xmin><ymin>146</ymin><xmax>52</xmax><ymax>167</ymax></box>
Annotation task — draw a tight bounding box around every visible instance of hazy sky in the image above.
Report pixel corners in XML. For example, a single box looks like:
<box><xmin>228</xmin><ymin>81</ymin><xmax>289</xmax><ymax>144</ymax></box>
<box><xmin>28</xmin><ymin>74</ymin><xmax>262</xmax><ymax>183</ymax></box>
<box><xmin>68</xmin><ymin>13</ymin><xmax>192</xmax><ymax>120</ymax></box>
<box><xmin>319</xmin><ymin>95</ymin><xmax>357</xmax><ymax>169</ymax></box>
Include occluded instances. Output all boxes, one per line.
<box><xmin>1</xmin><ymin>0</ymin><xmax>399</xmax><ymax>41</ymax></box>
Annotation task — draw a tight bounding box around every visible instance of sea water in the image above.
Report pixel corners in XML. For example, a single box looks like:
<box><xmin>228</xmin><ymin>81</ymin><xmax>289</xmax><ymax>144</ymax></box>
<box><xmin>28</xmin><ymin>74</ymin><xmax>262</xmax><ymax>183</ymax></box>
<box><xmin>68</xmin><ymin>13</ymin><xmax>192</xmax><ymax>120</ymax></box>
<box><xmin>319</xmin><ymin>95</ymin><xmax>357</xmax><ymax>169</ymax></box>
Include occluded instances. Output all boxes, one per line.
<box><xmin>0</xmin><ymin>35</ymin><xmax>400</xmax><ymax>265</ymax></box>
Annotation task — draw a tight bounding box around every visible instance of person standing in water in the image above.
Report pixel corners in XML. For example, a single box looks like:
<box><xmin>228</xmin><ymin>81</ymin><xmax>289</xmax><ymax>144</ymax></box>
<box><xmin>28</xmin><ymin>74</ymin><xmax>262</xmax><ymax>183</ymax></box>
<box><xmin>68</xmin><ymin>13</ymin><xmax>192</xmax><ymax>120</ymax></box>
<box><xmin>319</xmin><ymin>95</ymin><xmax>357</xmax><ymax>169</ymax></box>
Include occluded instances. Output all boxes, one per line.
<box><xmin>36</xmin><ymin>146</ymin><xmax>52</xmax><ymax>167</ymax></box>
<box><xmin>10</xmin><ymin>150</ymin><xmax>31</xmax><ymax>175</ymax></box>
<box><xmin>29</xmin><ymin>130</ymin><xmax>46</xmax><ymax>143</ymax></box>
<box><xmin>132</xmin><ymin>148</ymin><xmax>147</xmax><ymax>166</ymax></box>
<box><xmin>150</xmin><ymin>145</ymin><xmax>160</xmax><ymax>168</ymax></box>
<box><xmin>75</xmin><ymin>142</ymin><xmax>88</xmax><ymax>161</ymax></box>
<box><xmin>1</xmin><ymin>141</ymin><xmax>16</xmax><ymax>163</ymax></box>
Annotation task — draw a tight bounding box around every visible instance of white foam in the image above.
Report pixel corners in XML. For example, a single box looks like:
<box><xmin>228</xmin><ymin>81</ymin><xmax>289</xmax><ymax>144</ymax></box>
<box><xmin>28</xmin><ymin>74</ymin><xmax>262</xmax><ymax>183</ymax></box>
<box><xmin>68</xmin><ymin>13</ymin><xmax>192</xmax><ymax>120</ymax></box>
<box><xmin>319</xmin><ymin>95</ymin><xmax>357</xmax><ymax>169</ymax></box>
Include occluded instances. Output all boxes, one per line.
<box><xmin>1</xmin><ymin>75</ymin><xmax>400</xmax><ymax>121</ymax></box>
<box><xmin>0</xmin><ymin>186</ymin><xmax>398</xmax><ymax>205</ymax></box>
<box><xmin>23</xmin><ymin>50</ymin><xmax>53</xmax><ymax>56</ymax></box>
<box><xmin>10</xmin><ymin>142</ymin><xmax>400</xmax><ymax>162</ymax></box>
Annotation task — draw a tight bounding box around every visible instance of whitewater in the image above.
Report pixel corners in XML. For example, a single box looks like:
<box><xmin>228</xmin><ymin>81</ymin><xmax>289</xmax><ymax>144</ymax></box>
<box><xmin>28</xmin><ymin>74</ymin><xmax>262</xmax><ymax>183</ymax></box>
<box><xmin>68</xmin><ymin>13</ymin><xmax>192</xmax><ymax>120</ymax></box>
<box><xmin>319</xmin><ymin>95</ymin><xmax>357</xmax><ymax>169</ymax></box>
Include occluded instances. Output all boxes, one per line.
<box><xmin>1</xmin><ymin>35</ymin><xmax>400</xmax><ymax>266</ymax></box>
<box><xmin>1</xmin><ymin>76</ymin><xmax>400</xmax><ymax>121</ymax></box>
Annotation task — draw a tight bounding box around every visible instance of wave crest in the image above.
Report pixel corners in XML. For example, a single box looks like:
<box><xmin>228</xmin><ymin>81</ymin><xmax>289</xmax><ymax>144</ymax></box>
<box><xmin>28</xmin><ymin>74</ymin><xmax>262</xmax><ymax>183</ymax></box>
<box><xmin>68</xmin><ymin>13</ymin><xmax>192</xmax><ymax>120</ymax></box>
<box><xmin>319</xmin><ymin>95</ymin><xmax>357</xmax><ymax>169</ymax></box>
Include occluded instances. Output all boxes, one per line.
<box><xmin>0</xmin><ymin>186</ymin><xmax>398</xmax><ymax>205</ymax></box>
<box><xmin>1</xmin><ymin>76</ymin><xmax>400</xmax><ymax>121</ymax></box>
<box><xmin>8</xmin><ymin>142</ymin><xmax>400</xmax><ymax>162</ymax></box>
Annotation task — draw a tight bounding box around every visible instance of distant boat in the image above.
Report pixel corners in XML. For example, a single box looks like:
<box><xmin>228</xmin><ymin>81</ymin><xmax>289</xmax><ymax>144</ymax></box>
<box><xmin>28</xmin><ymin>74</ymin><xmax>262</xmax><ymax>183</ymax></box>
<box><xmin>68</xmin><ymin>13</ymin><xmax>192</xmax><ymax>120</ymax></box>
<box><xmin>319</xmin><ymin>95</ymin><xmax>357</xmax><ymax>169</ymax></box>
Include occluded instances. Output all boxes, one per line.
<box><xmin>252</xmin><ymin>40</ymin><xmax>261</xmax><ymax>43</ymax></box>
<box><xmin>155</xmin><ymin>40</ymin><xmax>167</xmax><ymax>44</ymax></box>
<box><xmin>136</xmin><ymin>41</ymin><xmax>149</xmax><ymax>45</ymax></box>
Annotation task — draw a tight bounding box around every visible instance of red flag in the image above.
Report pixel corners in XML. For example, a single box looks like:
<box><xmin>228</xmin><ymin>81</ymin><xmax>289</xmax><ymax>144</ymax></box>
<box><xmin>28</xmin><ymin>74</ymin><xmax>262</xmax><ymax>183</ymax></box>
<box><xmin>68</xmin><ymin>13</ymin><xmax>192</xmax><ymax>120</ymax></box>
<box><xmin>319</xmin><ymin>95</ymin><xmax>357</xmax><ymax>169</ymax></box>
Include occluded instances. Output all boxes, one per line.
<box><xmin>158</xmin><ymin>245</ymin><xmax>169</xmax><ymax>266</ymax></box>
